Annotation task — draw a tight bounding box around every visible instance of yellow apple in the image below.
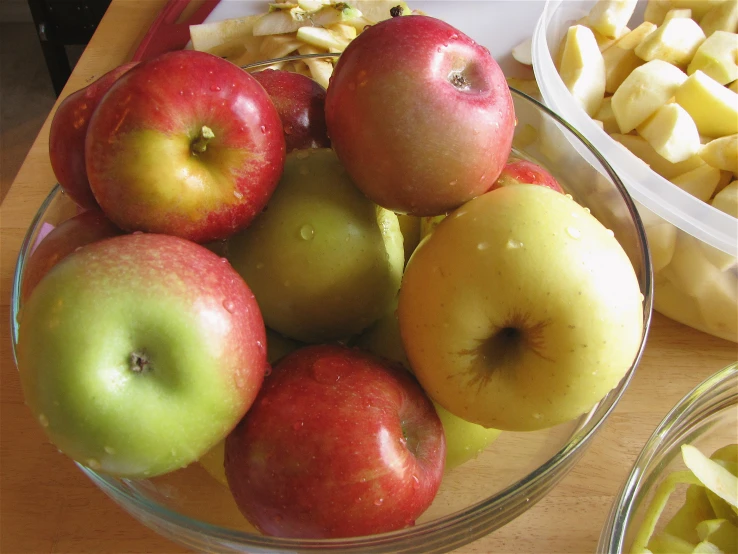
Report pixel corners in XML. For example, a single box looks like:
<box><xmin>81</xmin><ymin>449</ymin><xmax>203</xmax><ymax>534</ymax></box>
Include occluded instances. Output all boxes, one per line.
<box><xmin>398</xmin><ymin>185</ymin><xmax>644</xmax><ymax>431</ymax></box>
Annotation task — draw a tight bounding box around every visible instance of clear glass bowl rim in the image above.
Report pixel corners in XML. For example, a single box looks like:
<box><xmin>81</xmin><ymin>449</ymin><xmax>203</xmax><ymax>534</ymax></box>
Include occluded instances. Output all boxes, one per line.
<box><xmin>598</xmin><ymin>362</ymin><xmax>738</xmax><ymax>554</ymax></box>
<box><xmin>10</xmin><ymin>53</ymin><xmax>654</xmax><ymax>552</ymax></box>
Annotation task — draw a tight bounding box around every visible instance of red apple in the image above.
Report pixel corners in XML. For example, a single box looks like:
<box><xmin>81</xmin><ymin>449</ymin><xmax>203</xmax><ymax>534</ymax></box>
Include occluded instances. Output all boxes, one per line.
<box><xmin>17</xmin><ymin>233</ymin><xmax>268</xmax><ymax>478</ymax></box>
<box><xmin>224</xmin><ymin>344</ymin><xmax>446</xmax><ymax>539</ymax></box>
<box><xmin>325</xmin><ymin>15</ymin><xmax>515</xmax><ymax>217</ymax></box>
<box><xmin>491</xmin><ymin>158</ymin><xmax>564</xmax><ymax>193</ymax></box>
<box><xmin>251</xmin><ymin>69</ymin><xmax>330</xmax><ymax>152</ymax></box>
<box><xmin>48</xmin><ymin>62</ymin><xmax>138</xmax><ymax>210</ymax></box>
<box><xmin>85</xmin><ymin>50</ymin><xmax>286</xmax><ymax>243</ymax></box>
<box><xmin>21</xmin><ymin>209</ymin><xmax>122</xmax><ymax>302</ymax></box>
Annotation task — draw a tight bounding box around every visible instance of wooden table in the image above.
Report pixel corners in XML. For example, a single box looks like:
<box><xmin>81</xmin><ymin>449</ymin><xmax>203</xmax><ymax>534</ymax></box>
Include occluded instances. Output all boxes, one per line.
<box><xmin>1</xmin><ymin>1</ymin><xmax>736</xmax><ymax>552</ymax></box>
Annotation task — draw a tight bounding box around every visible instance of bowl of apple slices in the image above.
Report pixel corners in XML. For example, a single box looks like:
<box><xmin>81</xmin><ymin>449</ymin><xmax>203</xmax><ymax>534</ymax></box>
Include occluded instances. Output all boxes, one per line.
<box><xmin>12</xmin><ymin>8</ymin><xmax>652</xmax><ymax>553</ymax></box>
<box><xmin>532</xmin><ymin>0</ymin><xmax>738</xmax><ymax>343</ymax></box>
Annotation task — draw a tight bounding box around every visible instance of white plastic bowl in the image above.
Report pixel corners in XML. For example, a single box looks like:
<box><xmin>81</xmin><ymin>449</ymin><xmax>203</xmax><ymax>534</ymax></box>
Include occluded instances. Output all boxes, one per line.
<box><xmin>532</xmin><ymin>0</ymin><xmax>738</xmax><ymax>342</ymax></box>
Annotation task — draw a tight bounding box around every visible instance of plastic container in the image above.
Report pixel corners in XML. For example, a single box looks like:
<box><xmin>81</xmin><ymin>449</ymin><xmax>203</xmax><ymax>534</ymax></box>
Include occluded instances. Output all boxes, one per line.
<box><xmin>532</xmin><ymin>0</ymin><xmax>738</xmax><ymax>343</ymax></box>
<box><xmin>598</xmin><ymin>362</ymin><xmax>738</xmax><ymax>553</ymax></box>
<box><xmin>11</xmin><ymin>57</ymin><xmax>653</xmax><ymax>552</ymax></box>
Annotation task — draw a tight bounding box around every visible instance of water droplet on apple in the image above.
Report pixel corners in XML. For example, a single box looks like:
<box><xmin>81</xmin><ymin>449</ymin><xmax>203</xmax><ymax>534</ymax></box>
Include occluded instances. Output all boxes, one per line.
<box><xmin>284</xmin><ymin>124</ymin><xmax>293</xmax><ymax>135</ymax></box>
<box><xmin>233</xmin><ymin>190</ymin><xmax>244</xmax><ymax>200</ymax></box>
<box><xmin>299</xmin><ymin>224</ymin><xmax>315</xmax><ymax>240</ymax></box>
<box><xmin>312</xmin><ymin>358</ymin><xmax>347</xmax><ymax>384</ymax></box>
<box><xmin>477</xmin><ymin>242</ymin><xmax>490</xmax><ymax>250</ymax></box>
<box><xmin>86</xmin><ymin>458</ymin><xmax>102</xmax><ymax>470</ymax></box>
<box><xmin>104</xmin><ymin>446</ymin><xmax>114</xmax><ymax>454</ymax></box>
<box><xmin>223</xmin><ymin>300</ymin><xmax>236</xmax><ymax>313</ymax></box>
<box><xmin>260</xmin><ymin>125</ymin><xmax>266</xmax><ymax>134</ymax></box>
<box><xmin>566</xmin><ymin>227</ymin><xmax>581</xmax><ymax>239</ymax></box>
<box><xmin>412</xmin><ymin>475</ymin><xmax>420</xmax><ymax>488</ymax></box>
<box><xmin>264</xmin><ymin>365</ymin><xmax>272</xmax><ymax>377</ymax></box>
<box><xmin>583</xmin><ymin>207</ymin><xmax>591</xmax><ymax>214</ymax></box>
<box><xmin>565</xmin><ymin>194</ymin><xmax>573</xmax><ymax>200</ymax></box>
<box><xmin>292</xmin><ymin>421</ymin><xmax>303</xmax><ymax>431</ymax></box>
<box><xmin>449</xmin><ymin>180</ymin><xmax>457</xmax><ymax>186</ymax></box>
<box><xmin>450</xmin><ymin>34</ymin><xmax>458</xmax><ymax>40</ymax></box>
<box><xmin>506</xmin><ymin>239</ymin><xmax>524</xmax><ymax>249</ymax></box>
<box><xmin>436</xmin><ymin>47</ymin><xmax>442</xmax><ymax>53</ymax></box>
<box><xmin>605</xmin><ymin>229</ymin><xmax>614</xmax><ymax>237</ymax></box>
<box><xmin>640</xmin><ymin>293</ymin><xmax>645</xmax><ymax>302</ymax></box>
<box><xmin>179</xmin><ymin>90</ymin><xmax>184</xmax><ymax>96</ymax></box>
<box><xmin>374</xmin><ymin>498</ymin><xmax>384</xmax><ymax>506</ymax></box>
<box><xmin>210</xmin><ymin>85</ymin><xmax>221</xmax><ymax>92</ymax></box>
<box><xmin>38</xmin><ymin>414</ymin><xmax>49</xmax><ymax>427</ymax></box>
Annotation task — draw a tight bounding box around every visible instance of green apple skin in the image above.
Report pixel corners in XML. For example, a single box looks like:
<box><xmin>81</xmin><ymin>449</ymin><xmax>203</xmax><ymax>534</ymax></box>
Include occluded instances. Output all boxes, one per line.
<box><xmin>16</xmin><ymin>233</ymin><xmax>268</xmax><ymax>478</ymax></box>
<box><xmin>355</xmin><ymin>305</ymin><xmax>501</xmax><ymax>471</ymax></box>
<box><xmin>398</xmin><ymin>185</ymin><xmax>644</xmax><ymax>432</ymax></box>
<box><xmin>226</xmin><ymin>148</ymin><xmax>404</xmax><ymax>343</ymax></box>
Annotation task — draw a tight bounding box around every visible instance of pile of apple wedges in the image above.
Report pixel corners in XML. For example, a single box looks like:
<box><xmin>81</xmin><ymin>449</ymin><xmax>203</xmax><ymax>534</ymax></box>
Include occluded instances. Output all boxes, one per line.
<box><xmin>15</xmin><ymin>11</ymin><xmax>645</xmax><ymax>540</ymax></box>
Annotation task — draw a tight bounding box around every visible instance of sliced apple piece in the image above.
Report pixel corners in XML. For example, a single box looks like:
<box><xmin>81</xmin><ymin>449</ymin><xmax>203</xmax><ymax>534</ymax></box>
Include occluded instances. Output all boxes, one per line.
<box><xmin>700</xmin><ymin>241</ymin><xmax>737</xmax><ymax>271</ymax></box>
<box><xmin>645</xmin><ymin>0</ymin><xmax>674</xmax><ymax>25</ymax></box>
<box><xmin>586</xmin><ymin>0</ymin><xmax>639</xmax><ymax>38</ymax></box>
<box><xmin>559</xmin><ymin>25</ymin><xmax>607</xmax><ymax>116</ymax></box>
<box><xmin>638</xmin><ymin>103</ymin><xmax>702</xmax><ymax>163</ymax></box>
<box><xmin>696</xmin><ymin>270</ymin><xmax>738</xmax><ymax>338</ymax></box>
<box><xmin>506</xmin><ymin>77</ymin><xmax>540</xmax><ymax>100</ymax></box>
<box><xmin>701</xmin><ymin>134</ymin><xmax>738</xmax><ymax>173</ymax></box>
<box><xmin>696</xmin><ymin>519</ymin><xmax>738</xmax><ymax>552</ymax></box>
<box><xmin>647</xmin><ymin>223</ymin><xmax>679</xmax><ymax>272</ymax></box>
<box><xmin>671</xmin><ymin>163</ymin><xmax>722</xmax><ymax>201</ymax></box>
<box><xmin>595</xmin><ymin>97</ymin><xmax>619</xmax><ymax>133</ymax></box>
<box><xmin>648</xmin><ymin>533</ymin><xmax>696</xmax><ymax>553</ymax></box>
<box><xmin>512</xmin><ymin>37</ymin><xmax>532</xmax><ymax>66</ymax></box>
<box><xmin>675</xmin><ymin>70</ymin><xmax>738</xmax><ymax>137</ymax></box>
<box><xmin>603</xmin><ymin>22</ymin><xmax>657</xmax><ymax>93</ymax></box>
<box><xmin>612</xmin><ymin>60</ymin><xmax>688</xmax><ymax>133</ymax></box>
<box><xmin>688</xmin><ymin>31</ymin><xmax>738</xmax><ymax>85</ymax></box>
<box><xmin>664</xmin><ymin>8</ymin><xmax>694</xmax><ymax>22</ymax></box>
<box><xmin>189</xmin><ymin>15</ymin><xmax>261</xmax><ymax>52</ymax></box>
<box><xmin>612</xmin><ymin>133</ymin><xmax>707</xmax><ymax>177</ymax></box>
<box><xmin>670</xmin><ymin>0</ymin><xmax>729</xmax><ymax>21</ymax></box>
<box><xmin>297</xmin><ymin>44</ymin><xmax>333</xmax><ymax>89</ymax></box>
<box><xmin>635</xmin><ymin>17</ymin><xmax>707</xmax><ymax>66</ymax></box>
<box><xmin>729</xmin><ymin>80</ymin><xmax>738</xmax><ymax>93</ymax></box>
<box><xmin>700</xmin><ymin>1</ymin><xmax>738</xmax><ymax>37</ymax></box>
<box><xmin>656</xmin><ymin>273</ymin><xmax>706</xmax><ymax>324</ymax></box>
<box><xmin>351</xmin><ymin>0</ymin><xmax>410</xmax><ymax>23</ymax></box>
<box><xmin>554</xmin><ymin>17</ymin><xmax>621</xmax><ymax>69</ymax></box>
<box><xmin>665</xmin><ymin>484</ymin><xmax>717</xmax><ymax>544</ymax></box>
<box><xmin>683</xmin><ymin>445</ymin><xmax>738</xmax><ymax>509</ymax></box>
<box><xmin>296</xmin><ymin>25</ymin><xmax>351</xmax><ymax>52</ymax></box>
<box><xmin>326</xmin><ymin>22</ymin><xmax>357</xmax><ymax>40</ymax></box>
<box><xmin>258</xmin><ymin>33</ymin><xmax>302</xmax><ymax>60</ymax></box>
<box><xmin>668</xmin><ymin>232</ymin><xmax>725</xmax><ymax>296</ymax></box>
<box><xmin>711</xmin><ymin>180</ymin><xmax>738</xmax><ymax>217</ymax></box>
<box><xmin>692</xmin><ymin>540</ymin><xmax>724</xmax><ymax>553</ymax></box>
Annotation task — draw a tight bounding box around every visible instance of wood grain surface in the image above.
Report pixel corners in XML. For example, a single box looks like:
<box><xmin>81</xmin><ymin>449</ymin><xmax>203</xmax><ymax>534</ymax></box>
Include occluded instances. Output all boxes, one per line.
<box><xmin>1</xmin><ymin>1</ymin><xmax>736</xmax><ymax>552</ymax></box>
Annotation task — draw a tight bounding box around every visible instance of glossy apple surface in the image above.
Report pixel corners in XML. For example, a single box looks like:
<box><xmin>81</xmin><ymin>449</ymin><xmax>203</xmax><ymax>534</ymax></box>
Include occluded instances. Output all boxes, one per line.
<box><xmin>16</xmin><ymin>233</ymin><xmax>268</xmax><ymax>478</ymax></box>
<box><xmin>21</xmin><ymin>209</ymin><xmax>122</xmax><ymax>302</ymax></box>
<box><xmin>325</xmin><ymin>15</ymin><xmax>515</xmax><ymax>216</ymax></box>
<box><xmin>251</xmin><ymin>69</ymin><xmax>330</xmax><ymax>152</ymax></box>
<box><xmin>226</xmin><ymin>148</ymin><xmax>404</xmax><ymax>343</ymax></box>
<box><xmin>399</xmin><ymin>185</ymin><xmax>644</xmax><ymax>432</ymax></box>
<box><xmin>49</xmin><ymin>62</ymin><xmax>138</xmax><ymax>210</ymax></box>
<box><xmin>355</xmin><ymin>305</ymin><xmax>501</xmax><ymax>471</ymax></box>
<box><xmin>224</xmin><ymin>344</ymin><xmax>445</xmax><ymax>538</ymax></box>
<box><xmin>491</xmin><ymin>158</ymin><xmax>564</xmax><ymax>193</ymax></box>
<box><xmin>86</xmin><ymin>50</ymin><xmax>286</xmax><ymax>243</ymax></box>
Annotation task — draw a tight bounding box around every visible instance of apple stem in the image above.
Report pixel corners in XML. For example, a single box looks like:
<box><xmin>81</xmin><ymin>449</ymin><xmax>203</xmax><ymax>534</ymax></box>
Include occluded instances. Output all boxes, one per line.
<box><xmin>191</xmin><ymin>125</ymin><xmax>215</xmax><ymax>154</ymax></box>
<box><xmin>130</xmin><ymin>352</ymin><xmax>151</xmax><ymax>373</ymax></box>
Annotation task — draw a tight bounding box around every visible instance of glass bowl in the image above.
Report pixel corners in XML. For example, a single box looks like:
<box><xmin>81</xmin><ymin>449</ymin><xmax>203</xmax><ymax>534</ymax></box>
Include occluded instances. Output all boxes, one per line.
<box><xmin>531</xmin><ymin>0</ymin><xmax>738</xmax><ymax>343</ymax></box>
<box><xmin>599</xmin><ymin>362</ymin><xmax>738</xmax><ymax>554</ymax></box>
<box><xmin>10</xmin><ymin>54</ymin><xmax>653</xmax><ymax>553</ymax></box>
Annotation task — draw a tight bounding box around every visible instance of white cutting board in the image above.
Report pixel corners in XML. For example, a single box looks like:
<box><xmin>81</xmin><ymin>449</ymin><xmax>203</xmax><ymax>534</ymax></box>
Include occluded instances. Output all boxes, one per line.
<box><xmin>203</xmin><ymin>0</ymin><xmax>548</xmax><ymax>77</ymax></box>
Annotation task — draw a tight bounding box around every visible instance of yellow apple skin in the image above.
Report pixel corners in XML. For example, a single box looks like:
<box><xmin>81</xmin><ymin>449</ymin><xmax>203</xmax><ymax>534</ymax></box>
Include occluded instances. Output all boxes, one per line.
<box><xmin>398</xmin><ymin>185</ymin><xmax>644</xmax><ymax>432</ymax></box>
<box><xmin>354</xmin><ymin>304</ymin><xmax>501</xmax><ymax>470</ymax></box>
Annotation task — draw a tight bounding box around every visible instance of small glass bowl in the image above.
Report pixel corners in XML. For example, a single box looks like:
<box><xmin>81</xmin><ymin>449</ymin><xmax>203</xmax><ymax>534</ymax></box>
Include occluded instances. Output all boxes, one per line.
<box><xmin>599</xmin><ymin>362</ymin><xmax>738</xmax><ymax>554</ymax></box>
<box><xmin>11</xmin><ymin>55</ymin><xmax>653</xmax><ymax>553</ymax></box>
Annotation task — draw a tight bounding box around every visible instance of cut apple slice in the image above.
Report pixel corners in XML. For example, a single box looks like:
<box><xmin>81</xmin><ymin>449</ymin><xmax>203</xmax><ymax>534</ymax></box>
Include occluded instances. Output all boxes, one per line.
<box><xmin>665</xmin><ymin>484</ymin><xmax>717</xmax><ymax>544</ymax></box>
<box><xmin>512</xmin><ymin>37</ymin><xmax>532</xmax><ymax>66</ymax></box>
<box><xmin>700</xmin><ymin>241</ymin><xmax>737</xmax><ymax>271</ymax></box>
<box><xmin>671</xmin><ymin>163</ymin><xmax>721</xmax><ymax>203</ymax></box>
<box><xmin>696</xmin><ymin>519</ymin><xmax>738</xmax><ymax>553</ymax></box>
<box><xmin>667</xmin><ymin>232</ymin><xmax>725</xmax><ymax>297</ymax></box>
<box><xmin>603</xmin><ymin>22</ymin><xmax>657</xmax><ymax>93</ymax></box>
<box><xmin>559</xmin><ymin>25</ymin><xmax>607</xmax><ymax>116</ymax></box>
<box><xmin>647</xmin><ymin>533</ymin><xmax>696</xmax><ymax>553</ymax></box>
<box><xmin>296</xmin><ymin>26</ymin><xmax>351</xmax><ymax>52</ymax></box>
<box><xmin>711</xmin><ymin>181</ymin><xmax>738</xmax><ymax>218</ymax></box>
<box><xmin>634</xmin><ymin>16</ymin><xmax>707</xmax><ymax>66</ymax></box>
<box><xmin>696</xmin><ymin>270</ymin><xmax>738</xmax><ymax>338</ymax></box>
<box><xmin>611</xmin><ymin>133</ymin><xmax>706</xmax><ymax>178</ymax></box>
<box><xmin>664</xmin><ymin>8</ymin><xmax>693</xmax><ymax>22</ymax></box>
<box><xmin>700</xmin><ymin>1</ymin><xmax>738</xmax><ymax>38</ymax></box>
<box><xmin>646</xmin><ymin>222</ymin><xmax>678</xmax><ymax>272</ymax></box>
<box><xmin>688</xmin><ymin>31</ymin><xmax>738</xmax><ymax>85</ymax></box>
<box><xmin>638</xmin><ymin>103</ymin><xmax>702</xmax><ymax>163</ymax></box>
<box><xmin>682</xmin><ymin>445</ymin><xmax>738</xmax><ymax>509</ymax></box>
<box><xmin>586</xmin><ymin>0</ymin><xmax>639</xmax><ymax>38</ymax></box>
<box><xmin>611</xmin><ymin>60</ymin><xmax>688</xmax><ymax>133</ymax></box>
<box><xmin>297</xmin><ymin>44</ymin><xmax>333</xmax><ymax>89</ymax></box>
<box><xmin>258</xmin><ymin>33</ymin><xmax>303</xmax><ymax>60</ymax></box>
<box><xmin>189</xmin><ymin>15</ymin><xmax>261</xmax><ymax>52</ymax></box>
<box><xmin>675</xmin><ymin>71</ymin><xmax>738</xmax><ymax>137</ymax></box>
<box><xmin>644</xmin><ymin>0</ymin><xmax>673</xmax><ymax>25</ymax></box>
<box><xmin>670</xmin><ymin>0</ymin><xmax>729</xmax><ymax>21</ymax></box>
<box><xmin>595</xmin><ymin>97</ymin><xmax>619</xmax><ymax>133</ymax></box>
<box><xmin>351</xmin><ymin>0</ymin><xmax>410</xmax><ymax>23</ymax></box>
<box><xmin>701</xmin><ymin>134</ymin><xmax>738</xmax><ymax>173</ymax></box>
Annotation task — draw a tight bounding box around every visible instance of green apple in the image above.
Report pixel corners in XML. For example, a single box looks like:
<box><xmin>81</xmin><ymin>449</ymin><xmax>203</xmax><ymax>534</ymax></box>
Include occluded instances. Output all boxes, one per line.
<box><xmin>16</xmin><ymin>233</ymin><xmax>268</xmax><ymax>478</ymax></box>
<box><xmin>226</xmin><ymin>148</ymin><xmax>404</xmax><ymax>343</ymax></box>
<box><xmin>354</xmin><ymin>304</ymin><xmax>501</xmax><ymax>471</ymax></box>
<box><xmin>398</xmin><ymin>185</ymin><xmax>644</xmax><ymax>432</ymax></box>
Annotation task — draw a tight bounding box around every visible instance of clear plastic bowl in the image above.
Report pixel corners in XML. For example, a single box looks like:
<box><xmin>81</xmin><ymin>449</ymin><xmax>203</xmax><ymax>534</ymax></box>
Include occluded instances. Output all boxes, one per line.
<box><xmin>532</xmin><ymin>0</ymin><xmax>738</xmax><ymax>343</ymax></box>
<box><xmin>11</xmin><ymin>55</ymin><xmax>653</xmax><ymax>553</ymax></box>
<box><xmin>598</xmin><ymin>362</ymin><xmax>738</xmax><ymax>554</ymax></box>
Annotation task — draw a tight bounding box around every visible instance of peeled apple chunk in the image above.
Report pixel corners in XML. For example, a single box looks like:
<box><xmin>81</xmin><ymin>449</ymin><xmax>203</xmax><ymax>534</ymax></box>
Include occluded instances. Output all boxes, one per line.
<box><xmin>675</xmin><ymin>71</ymin><xmax>738</xmax><ymax>137</ymax></box>
<box><xmin>670</xmin><ymin>163</ymin><xmax>721</xmax><ymax>201</ymax></box>
<box><xmin>671</xmin><ymin>0</ymin><xmax>730</xmax><ymax>21</ymax></box>
<box><xmin>696</xmin><ymin>269</ymin><xmax>738</xmax><ymax>338</ymax></box>
<box><xmin>559</xmin><ymin>25</ymin><xmax>607</xmax><ymax>116</ymax></box>
<box><xmin>603</xmin><ymin>22</ymin><xmax>657</xmax><ymax>93</ymax></box>
<box><xmin>595</xmin><ymin>97</ymin><xmax>620</xmax><ymax>133</ymax></box>
<box><xmin>667</xmin><ymin>233</ymin><xmax>724</xmax><ymax>297</ymax></box>
<box><xmin>611</xmin><ymin>60</ymin><xmax>688</xmax><ymax>133</ymax></box>
<box><xmin>700</xmin><ymin>134</ymin><xmax>738</xmax><ymax>173</ymax></box>
<box><xmin>711</xmin><ymin>181</ymin><xmax>738</xmax><ymax>218</ymax></box>
<box><xmin>688</xmin><ymin>31</ymin><xmax>738</xmax><ymax>85</ymax></box>
<box><xmin>646</xmin><ymin>222</ymin><xmax>678</xmax><ymax>272</ymax></box>
<box><xmin>611</xmin><ymin>133</ymin><xmax>706</xmax><ymax>177</ymax></box>
<box><xmin>682</xmin><ymin>445</ymin><xmax>738</xmax><ymax>509</ymax></box>
<box><xmin>700</xmin><ymin>1</ymin><xmax>738</xmax><ymax>38</ymax></box>
<box><xmin>586</xmin><ymin>0</ymin><xmax>639</xmax><ymax>38</ymax></box>
<box><xmin>634</xmin><ymin>16</ymin><xmax>706</xmax><ymax>66</ymax></box>
<box><xmin>637</xmin><ymin>103</ymin><xmax>702</xmax><ymax>163</ymax></box>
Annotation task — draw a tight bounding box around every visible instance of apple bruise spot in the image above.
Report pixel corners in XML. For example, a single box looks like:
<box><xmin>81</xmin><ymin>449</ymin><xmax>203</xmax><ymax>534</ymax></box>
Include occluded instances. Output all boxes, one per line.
<box><xmin>130</xmin><ymin>351</ymin><xmax>151</xmax><ymax>373</ymax></box>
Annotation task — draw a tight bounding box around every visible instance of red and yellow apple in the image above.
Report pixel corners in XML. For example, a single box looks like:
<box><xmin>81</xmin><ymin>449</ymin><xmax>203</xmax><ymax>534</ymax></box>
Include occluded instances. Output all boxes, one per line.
<box><xmin>49</xmin><ymin>62</ymin><xmax>138</xmax><ymax>210</ymax></box>
<box><xmin>325</xmin><ymin>15</ymin><xmax>515</xmax><ymax>216</ymax></box>
<box><xmin>85</xmin><ymin>50</ymin><xmax>286</xmax><ymax>243</ymax></box>
<box><xmin>16</xmin><ymin>233</ymin><xmax>268</xmax><ymax>478</ymax></box>
<box><xmin>399</xmin><ymin>185</ymin><xmax>644</xmax><ymax>432</ymax></box>
<box><xmin>224</xmin><ymin>344</ymin><xmax>445</xmax><ymax>538</ymax></box>
<box><xmin>491</xmin><ymin>158</ymin><xmax>564</xmax><ymax>193</ymax></box>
